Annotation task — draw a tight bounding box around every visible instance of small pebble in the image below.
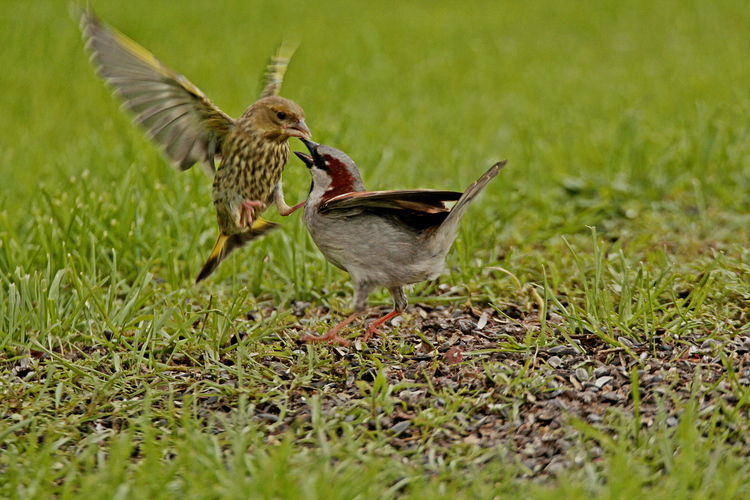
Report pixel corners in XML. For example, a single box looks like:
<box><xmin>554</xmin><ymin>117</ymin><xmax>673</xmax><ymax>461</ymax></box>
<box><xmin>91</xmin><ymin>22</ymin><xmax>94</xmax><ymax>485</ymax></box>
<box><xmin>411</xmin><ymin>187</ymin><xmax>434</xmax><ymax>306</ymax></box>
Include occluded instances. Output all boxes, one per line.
<box><xmin>391</xmin><ymin>421</ymin><xmax>411</xmax><ymax>434</ymax></box>
<box><xmin>549</xmin><ymin>345</ymin><xmax>577</xmax><ymax>355</ymax></box>
<box><xmin>457</xmin><ymin>319</ymin><xmax>475</xmax><ymax>335</ymax></box>
<box><xmin>601</xmin><ymin>392</ymin><xmax>620</xmax><ymax>403</ymax></box>
<box><xmin>700</xmin><ymin>339</ymin><xmax>720</xmax><ymax>349</ymax></box>
<box><xmin>618</xmin><ymin>336</ymin><xmax>636</xmax><ymax>348</ymax></box>
<box><xmin>587</xmin><ymin>413</ymin><xmax>603</xmax><ymax>423</ymax></box>
<box><xmin>554</xmin><ymin>399</ymin><xmax>569</xmax><ymax>411</ymax></box>
<box><xmin>537</xmin><ymin>412</ymin><xmax>555</xmax><ymax>423</ymax></box>
<box><xmin>595</xmin><ymin>376</ymin><xmax>613</xmax><ymax>388</ymax></box>
<box><xmin>545</xmin><ymin>460</ymin><xmax>568</xmax><ymax>475</ymax></box>
<box><xmin>477</xmin><ymin>311</ymin><xmax>489</xmax><ymax>330</ymax></box>
<box><xmin>255</xmin><ymin>413</ymin><xmax>278</xmax><ymax>423</ymax></box>
<box><xmin>548</xmin><ymin>356</ymin><xmax>562</xmax><ymax>369</ymax></box>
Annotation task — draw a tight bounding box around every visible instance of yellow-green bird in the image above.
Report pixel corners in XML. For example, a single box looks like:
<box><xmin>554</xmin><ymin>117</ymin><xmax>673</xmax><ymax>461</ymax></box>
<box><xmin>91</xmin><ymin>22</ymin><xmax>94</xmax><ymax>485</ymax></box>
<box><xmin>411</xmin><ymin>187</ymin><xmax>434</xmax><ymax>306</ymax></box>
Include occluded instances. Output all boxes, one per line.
<box><xmin>79</xmin><ymin>9</ymin><xmax>311</xmax><ymax>282</ymax></box>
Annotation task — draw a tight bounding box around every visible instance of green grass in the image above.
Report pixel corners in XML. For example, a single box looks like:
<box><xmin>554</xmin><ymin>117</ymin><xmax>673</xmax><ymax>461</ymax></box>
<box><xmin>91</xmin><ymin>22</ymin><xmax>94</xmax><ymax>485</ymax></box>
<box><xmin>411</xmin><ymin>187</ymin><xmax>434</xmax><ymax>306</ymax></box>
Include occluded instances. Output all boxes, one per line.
<box><xmin>3</xmin><ymin>0</ymin><xmax>750</xmax><ymax>498</ymax></box>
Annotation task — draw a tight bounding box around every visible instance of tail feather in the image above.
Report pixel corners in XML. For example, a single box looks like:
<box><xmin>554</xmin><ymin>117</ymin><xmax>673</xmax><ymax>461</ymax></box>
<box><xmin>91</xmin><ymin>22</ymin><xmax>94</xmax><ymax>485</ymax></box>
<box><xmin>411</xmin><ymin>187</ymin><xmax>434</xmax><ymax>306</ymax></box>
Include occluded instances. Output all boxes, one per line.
<box><xmin>195</xmin><ymin>218</ymin><xmax>280</xmax><ymax>283</ymax></box>
<box><xmin>430</xmin><ymin>160</ymin><xmax>507</xmax><ymax>250</ymax></box>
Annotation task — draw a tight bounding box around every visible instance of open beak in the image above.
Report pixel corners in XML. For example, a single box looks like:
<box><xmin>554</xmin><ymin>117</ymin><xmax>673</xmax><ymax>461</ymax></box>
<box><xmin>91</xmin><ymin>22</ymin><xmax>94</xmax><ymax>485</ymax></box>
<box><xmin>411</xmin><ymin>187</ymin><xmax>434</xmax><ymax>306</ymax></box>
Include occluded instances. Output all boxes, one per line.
<box><xmin>300</xmin><ymin>138</ymin><xmax>318</xmax><ymax>152</ymax></box>
<box><xmin>294</xmin><ymin>151</ymin><xmax>314</xmax><ymax>168</ymax></box>
<box><xmin>286</xmin><ymin>118</ymin><xmax>311</xmax><ymax>140</ymax></box>
<box><xmin>299</xmin><ymin>138</ymin><xmax>325</xmax><ymax>166</ymax></box>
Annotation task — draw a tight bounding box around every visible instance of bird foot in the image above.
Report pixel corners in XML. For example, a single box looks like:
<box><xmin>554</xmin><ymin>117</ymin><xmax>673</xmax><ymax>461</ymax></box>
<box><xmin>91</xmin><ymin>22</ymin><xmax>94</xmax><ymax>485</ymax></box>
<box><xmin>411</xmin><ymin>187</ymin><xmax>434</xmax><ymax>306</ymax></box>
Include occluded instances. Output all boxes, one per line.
<box><xmin>299</xmin><ymin>311</ymin><xmax>361</xmax><ymax>347</ymax></box>
<box><xmin>361</xmin><ymin>327</ymin><xmax>378</xmax><ymax>343</ymax></box>
<box><xmin>240</xmin><ymin>199</ymin><xmax>266</xmax><ymax>229</ymax></box>
<box><xmin>360</xmin><ymin>310</ymin><xmax>401</xmax><ymax>342</ymax></box>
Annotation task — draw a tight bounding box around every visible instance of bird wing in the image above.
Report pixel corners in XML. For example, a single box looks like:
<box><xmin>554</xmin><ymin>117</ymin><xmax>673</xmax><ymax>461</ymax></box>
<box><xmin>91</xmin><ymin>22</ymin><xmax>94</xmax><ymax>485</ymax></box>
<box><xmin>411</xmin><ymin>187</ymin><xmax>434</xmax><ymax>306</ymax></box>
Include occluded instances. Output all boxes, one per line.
<box><xmin>320</xmin><ymin>190</ymin><xmax>462</xmax><ymax>214</ymax></box>
<box><xmin>320</xmin><ymin>190</ymin><xmax>463</xmax><ymax>231</ymax></box>
<box><xmin>259</xmin><ymin>39</ymin><xmax>299</xmax><ymax>98</ymax></box>
<box><xmin>80</xmin><ymin>9</ymin><xmax>235</xmax><ymax>176</ymax></box>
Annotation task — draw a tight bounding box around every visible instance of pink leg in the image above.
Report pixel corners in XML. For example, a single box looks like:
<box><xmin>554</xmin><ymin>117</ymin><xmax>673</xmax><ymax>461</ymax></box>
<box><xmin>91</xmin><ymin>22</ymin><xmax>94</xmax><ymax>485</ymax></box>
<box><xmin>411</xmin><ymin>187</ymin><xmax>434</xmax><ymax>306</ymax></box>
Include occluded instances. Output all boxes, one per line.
<box><xmin>240</xmin><ymin>200</ymin><xmax>266</xmax><ymax>228</ymax></box>
<box><xmin>278</xmin><ymin>200</ymin><xmax>305</xmax><ymax>216</ymax></box>
<box><xmin>361</xmin><ymin>310</ymin><xmax>401</xmax><ymax>342</ymax></box>
<box><xmin>300</xmin><ymin>312</ymin><xmax>361</xmax><ymax>346</ymax></box>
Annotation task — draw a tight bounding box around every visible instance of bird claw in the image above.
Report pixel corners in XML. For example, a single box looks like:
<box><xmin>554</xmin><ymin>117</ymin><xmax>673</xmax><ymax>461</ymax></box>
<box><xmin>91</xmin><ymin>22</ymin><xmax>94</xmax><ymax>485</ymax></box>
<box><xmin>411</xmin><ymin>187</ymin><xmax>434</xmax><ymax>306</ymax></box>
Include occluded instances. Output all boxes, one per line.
<box><xmin>360</xmin><ymin>310</ymin><xmax>401</xmax><ymax>343</ymax></box>
<box><xmin>361</xmin><ymin>325</ymin><xmax>379</xmax><ymax>343</ymax></box>
<box><xmin>240</xmin><ymin>199</ymin><xmax>266</xmax><ymax>229</ymax></box>
<box><xmin>300</xmin><ymin>309</ymin><xmax>401</xmax><ymax>346</ymax></box>
<box><xmin>299</xmin><ymin>311</ymin><xmax>361</xmax><ymax>347</ymax></box>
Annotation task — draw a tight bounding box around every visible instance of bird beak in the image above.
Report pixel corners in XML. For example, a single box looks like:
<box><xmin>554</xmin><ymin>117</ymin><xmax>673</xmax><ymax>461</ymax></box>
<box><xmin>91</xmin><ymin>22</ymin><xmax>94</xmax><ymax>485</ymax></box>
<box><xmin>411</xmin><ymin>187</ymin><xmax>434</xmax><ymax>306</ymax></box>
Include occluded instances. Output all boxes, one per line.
<box><xmin>294</xmin><ymin>151</ymin><xmax>314</xmax><ymax>168</ymax></box>
<box><xmin>300</xmin><ymin>138</ymin><xmax>324</xmax><ymax>165</ymax></box>
<box><xmin>300</xmin><ymin>138</ymin><xmax>318</xmax><ymax>151</ymax></box>
<box><xmin>286</xmin><ymin>118</ymin><xmax>311</xmax><ymax>140</ymax></box>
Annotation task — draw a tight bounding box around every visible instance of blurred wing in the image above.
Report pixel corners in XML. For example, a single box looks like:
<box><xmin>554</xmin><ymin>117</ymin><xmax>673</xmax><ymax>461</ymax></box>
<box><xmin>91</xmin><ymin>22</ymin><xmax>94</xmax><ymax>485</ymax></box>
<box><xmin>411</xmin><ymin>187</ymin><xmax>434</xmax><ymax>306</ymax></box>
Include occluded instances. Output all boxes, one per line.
<box><xmin>260</xmin><ymin>39</ymin><xmax>299</xmax><ymax>98</ymax></box>
<box><xmin>320</xmin><ymin>189</ymin><xmax>462</xmax><ymax>215</ymax></box>
<box><xmin>80</xmin><ymin>9</ymin><xmax>235</xmax><ymax>175</ymax></box>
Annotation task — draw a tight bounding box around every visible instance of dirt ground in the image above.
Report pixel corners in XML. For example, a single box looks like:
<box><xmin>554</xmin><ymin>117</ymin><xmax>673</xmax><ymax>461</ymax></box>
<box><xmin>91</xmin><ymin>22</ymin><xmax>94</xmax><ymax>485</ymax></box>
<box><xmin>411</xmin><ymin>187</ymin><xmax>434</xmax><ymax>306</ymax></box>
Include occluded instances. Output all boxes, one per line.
<box><xmin>11</xmin><ymin>302</ymin><xmax>749</xmax><ymax>478</ymax></box>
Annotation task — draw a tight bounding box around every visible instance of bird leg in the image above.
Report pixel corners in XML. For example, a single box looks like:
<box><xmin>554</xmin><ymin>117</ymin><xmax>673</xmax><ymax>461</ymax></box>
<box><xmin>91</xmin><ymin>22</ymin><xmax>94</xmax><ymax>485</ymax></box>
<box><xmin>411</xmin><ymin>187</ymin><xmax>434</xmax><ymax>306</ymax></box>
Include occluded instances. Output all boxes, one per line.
<box><xmin>360</xmin><ymin>286</ymin><xmax>407</xmax><ymax>342</ymax></box>
<box><xmin>274</xmin><ymin>182</ymin><xmax>305</xmax><ymax>216</ymax></box>
<box><xmin>240</xmin><ymin>200</ymin><xmax>265</xmax><ymax>229</ymax></box>
<box><xmin>361</xmin><ymin>310</ymin><xmax>402</xmax><ymax>342</ymax></box>
<box><xmin>299</xmin><ymin>312</ymin><xmax>361</xmax><ymax>346</ymax></box>
<box><xmin>300</xmin><ymin>282</ymin><xmax>375</xmax><ymax>347</ymax></box>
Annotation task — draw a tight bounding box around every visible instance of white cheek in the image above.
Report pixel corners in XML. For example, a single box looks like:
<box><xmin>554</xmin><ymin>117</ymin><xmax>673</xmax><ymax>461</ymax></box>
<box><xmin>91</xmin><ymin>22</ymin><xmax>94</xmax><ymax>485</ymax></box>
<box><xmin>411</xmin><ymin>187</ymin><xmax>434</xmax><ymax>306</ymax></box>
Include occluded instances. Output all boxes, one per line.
<box><xmin>309</xmin><ymin>167</ymin><xmax>332</xmax><ymax>198</ymax></box>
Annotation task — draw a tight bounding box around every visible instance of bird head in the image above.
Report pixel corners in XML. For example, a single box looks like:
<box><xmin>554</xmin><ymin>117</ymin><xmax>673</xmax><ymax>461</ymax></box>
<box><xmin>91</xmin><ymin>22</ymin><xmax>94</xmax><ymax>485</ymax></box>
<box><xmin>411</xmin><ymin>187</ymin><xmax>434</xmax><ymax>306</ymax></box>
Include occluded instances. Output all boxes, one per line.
<box><xmin>295</xmin><ymin>140</ymin><xmax>365</xmax><ymax>202</ymax></box>
<box><xmin>244</xmin><ymin>96</ymin><xmax>310</xmax><ymax>142</ymax></box>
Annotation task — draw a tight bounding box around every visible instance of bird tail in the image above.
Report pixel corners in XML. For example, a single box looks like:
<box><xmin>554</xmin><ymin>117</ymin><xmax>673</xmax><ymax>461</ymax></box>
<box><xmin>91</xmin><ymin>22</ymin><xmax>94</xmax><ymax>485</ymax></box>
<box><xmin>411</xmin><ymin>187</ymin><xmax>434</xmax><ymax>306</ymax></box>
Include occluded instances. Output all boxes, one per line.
<box><xmin>429</xmin><ymin>160</ymin><xmax>507</xmax><ymax>252</ymax></box>
<box><xmin>195</xmin><ymin>218</ymin><xmax>280</xmax><ymax>283</ymax></box>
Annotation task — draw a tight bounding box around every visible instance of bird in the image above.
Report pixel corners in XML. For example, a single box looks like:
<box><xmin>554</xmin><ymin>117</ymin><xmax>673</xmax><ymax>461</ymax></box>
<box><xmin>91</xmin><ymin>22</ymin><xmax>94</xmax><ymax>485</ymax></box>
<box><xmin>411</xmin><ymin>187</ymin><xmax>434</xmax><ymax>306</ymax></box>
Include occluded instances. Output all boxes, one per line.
<box><xmin>294</xmin><ymin>139</ymin><xmax>506</xmax><ymax>346</ymax></box>
<box><xmin>79</xmin><ymin>9</ymin><xmax>311</xmax><ymax>283</ymax></box>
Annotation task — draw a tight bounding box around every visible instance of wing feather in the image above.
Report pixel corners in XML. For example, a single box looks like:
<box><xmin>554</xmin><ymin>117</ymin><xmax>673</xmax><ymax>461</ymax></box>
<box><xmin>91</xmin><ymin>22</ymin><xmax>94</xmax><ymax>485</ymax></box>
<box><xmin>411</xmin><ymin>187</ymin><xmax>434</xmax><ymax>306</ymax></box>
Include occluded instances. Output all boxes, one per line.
<box><xmin>319</xmin><ymin>190</ymin><xmax>463</xmax><ymax>231</ymax></box>
<box><xmin>260</xmin><ymin>39</ymin><xmax>299</xmax><ymax>98</ymax></box>
<box><xmin>80</xmin><ymin>8</ymin><xmax>234</xmax><ymax>175</ymax></box>
<box><xmin>321</xmin><ymin>190</ymin><xmax>462</xmax><ymax>214</ymax></box>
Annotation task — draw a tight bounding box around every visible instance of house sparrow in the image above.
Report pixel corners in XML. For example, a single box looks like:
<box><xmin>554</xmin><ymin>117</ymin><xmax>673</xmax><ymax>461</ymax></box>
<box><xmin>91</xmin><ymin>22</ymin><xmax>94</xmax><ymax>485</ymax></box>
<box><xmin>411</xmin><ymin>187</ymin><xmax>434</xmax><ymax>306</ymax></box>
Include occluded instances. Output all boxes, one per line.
<box><xmin>294</xmin><ymin>140</ymin><xmax>506</xmax><ymax>345</ymax></box>
<box><xmin>79</xmin><ymin>9</ymin><xmax>311</xmax><ymax>282</ymax></box>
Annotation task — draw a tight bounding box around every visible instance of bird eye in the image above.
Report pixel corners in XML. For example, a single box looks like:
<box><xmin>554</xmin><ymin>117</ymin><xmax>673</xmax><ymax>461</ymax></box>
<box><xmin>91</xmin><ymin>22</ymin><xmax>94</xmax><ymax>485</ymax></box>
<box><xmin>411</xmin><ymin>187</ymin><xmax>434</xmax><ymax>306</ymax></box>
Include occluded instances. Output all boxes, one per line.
<box><xmin>276</xmin><ymin>111</ymin><xmax>287</xmax><ymax>120</ymax></box>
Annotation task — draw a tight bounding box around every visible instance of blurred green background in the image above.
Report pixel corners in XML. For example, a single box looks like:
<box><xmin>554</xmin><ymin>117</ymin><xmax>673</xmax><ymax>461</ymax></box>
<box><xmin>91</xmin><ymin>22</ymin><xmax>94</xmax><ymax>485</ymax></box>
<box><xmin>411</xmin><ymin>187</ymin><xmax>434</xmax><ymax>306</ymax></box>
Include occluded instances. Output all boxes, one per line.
<box><xmin>4</xmin><ymin>0</ymin><xmax>750</xmax><ymax>206</ymax></box>
<box><xmin>1</xmin><ymin>0</ymin><xmax>749</xmax><ymax>286</ymax></box>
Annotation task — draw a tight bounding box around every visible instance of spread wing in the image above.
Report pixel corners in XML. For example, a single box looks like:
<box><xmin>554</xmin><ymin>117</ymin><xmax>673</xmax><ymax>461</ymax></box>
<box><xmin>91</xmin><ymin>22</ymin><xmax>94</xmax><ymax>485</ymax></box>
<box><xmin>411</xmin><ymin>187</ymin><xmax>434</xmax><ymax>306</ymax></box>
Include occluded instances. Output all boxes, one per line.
<box><xmin>320</xmin><ymin>190</ymin><xmax>463</xmax><ymax>230</ymax></box>
<box><xmin>80</xmin><ymin>9</ymin><xmax>235</xmax><ymax>175</ymax></box>
<box><xmin>259</xmin><ymin>39</ymin><xmax>299</xmax><ymax>98</ymax></box>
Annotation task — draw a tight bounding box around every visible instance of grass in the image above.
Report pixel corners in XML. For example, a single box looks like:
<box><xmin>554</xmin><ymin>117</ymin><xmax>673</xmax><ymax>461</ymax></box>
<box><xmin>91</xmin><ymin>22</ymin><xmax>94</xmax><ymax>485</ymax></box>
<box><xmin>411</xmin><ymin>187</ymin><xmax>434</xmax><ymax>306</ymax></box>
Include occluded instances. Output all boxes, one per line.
<box><xmin>2</xmin><ymin>0</ymin><xmax>750</xmax><ymax>497</ymax></box>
